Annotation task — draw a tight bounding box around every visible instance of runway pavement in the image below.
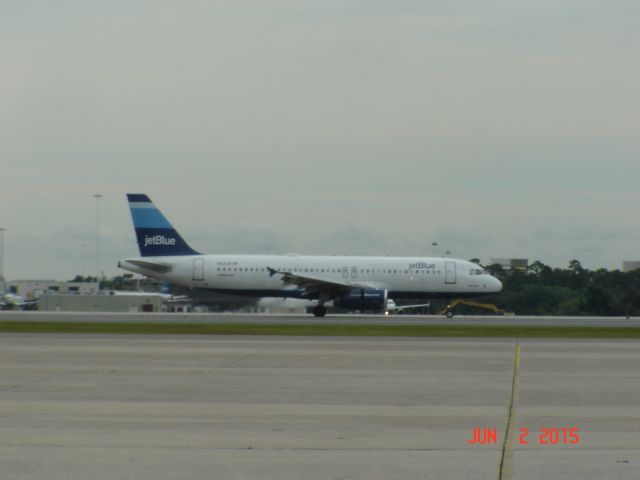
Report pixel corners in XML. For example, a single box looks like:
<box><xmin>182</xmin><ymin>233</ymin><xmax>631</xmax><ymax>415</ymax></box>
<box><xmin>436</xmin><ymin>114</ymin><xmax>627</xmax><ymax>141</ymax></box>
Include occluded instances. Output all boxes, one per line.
<box><xmin>2</xmin><ymin>310</ymin><xmax>640</xmax><ymax>327</ymax></box>
<box><xmin>0</xmin><ymin>334</ymin><xmax>638</xmax><ymax>480</ymax></box>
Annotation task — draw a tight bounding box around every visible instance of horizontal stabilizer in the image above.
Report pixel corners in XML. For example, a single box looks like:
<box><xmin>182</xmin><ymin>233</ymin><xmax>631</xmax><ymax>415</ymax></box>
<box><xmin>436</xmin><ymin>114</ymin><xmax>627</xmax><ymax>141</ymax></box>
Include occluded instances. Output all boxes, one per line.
<box><xmin>125</xmin><ymin>259</ymin><xmax>173</xmax><ymax>273</ymax></box>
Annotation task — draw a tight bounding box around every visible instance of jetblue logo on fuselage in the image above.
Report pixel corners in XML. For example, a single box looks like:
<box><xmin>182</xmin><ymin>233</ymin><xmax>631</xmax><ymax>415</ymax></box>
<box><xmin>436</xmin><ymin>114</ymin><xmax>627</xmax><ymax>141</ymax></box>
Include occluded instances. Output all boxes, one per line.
<box><xmin>409</xmin><ymin>262</ymin><xmax>436</xmax><ymax>269</ymax></box>
<box><xmin>144</xmin><ymin>235</ymin><xmax>176</xmax><ymax>247</ymax></box>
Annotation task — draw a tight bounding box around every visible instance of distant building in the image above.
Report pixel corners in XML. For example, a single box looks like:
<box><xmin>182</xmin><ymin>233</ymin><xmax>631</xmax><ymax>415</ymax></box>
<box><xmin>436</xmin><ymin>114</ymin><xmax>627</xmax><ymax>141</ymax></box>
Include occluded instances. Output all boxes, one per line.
<box><xmin>623</xmin><ymin>261</ymin><xmax>640</xmax><ymax>272</ymax></box>
<box><xmin>39</xmin><ymin>293</ymin><xmax>167</xmax><ymax>312</ymax></box>
<box><xmin>6</xmin><ymin>280</ymin><xmax>99</xmax><ymax>300</ymax></box>
<box><xmin>490</xmin><ymin>258</ymin><xmax>529</xmax><ymax>273</ymax></box>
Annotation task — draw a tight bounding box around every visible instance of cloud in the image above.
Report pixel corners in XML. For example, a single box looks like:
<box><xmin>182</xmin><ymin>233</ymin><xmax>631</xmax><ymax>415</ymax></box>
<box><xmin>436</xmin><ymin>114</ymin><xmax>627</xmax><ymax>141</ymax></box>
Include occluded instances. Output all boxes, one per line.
<box><xmin>1</xmin><ymin>1</ymin><xmax>639</xmax><ymax>278</ymax></box>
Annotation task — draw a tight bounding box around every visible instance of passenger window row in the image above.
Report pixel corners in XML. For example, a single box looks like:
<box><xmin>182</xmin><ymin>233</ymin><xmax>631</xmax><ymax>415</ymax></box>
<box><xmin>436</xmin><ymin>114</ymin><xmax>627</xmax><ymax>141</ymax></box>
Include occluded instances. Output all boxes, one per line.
<box><xmin>216</xmin><ymin>267</ymin><xmax>442</xmax><ymax>275</ymax></box>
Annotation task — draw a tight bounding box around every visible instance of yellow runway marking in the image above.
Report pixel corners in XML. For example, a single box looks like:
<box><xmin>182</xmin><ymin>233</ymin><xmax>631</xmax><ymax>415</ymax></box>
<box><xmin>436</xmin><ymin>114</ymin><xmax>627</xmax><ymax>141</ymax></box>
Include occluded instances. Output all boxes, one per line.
<box><xmin>499</xmin><ymin>342</ymin><xmax>521</xmax><ymax>480</ymax></box>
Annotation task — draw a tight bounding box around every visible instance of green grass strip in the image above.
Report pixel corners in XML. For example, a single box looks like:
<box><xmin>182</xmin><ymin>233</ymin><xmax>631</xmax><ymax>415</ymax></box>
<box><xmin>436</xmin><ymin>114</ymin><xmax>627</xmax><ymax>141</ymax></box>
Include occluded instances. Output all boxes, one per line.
<box><xmin>0</xmin><ymin>321</ymin><xmax>639</xmax><ymax>338</ymax></box>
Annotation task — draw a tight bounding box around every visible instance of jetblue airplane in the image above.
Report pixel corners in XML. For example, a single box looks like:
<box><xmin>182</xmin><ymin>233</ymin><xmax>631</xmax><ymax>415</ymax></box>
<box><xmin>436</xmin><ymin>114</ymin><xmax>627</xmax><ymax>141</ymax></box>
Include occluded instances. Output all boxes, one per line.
<box><xmin>118</xmin><ymin>194</ymin><xmax>502</xmax><ymax>316</ymax></box>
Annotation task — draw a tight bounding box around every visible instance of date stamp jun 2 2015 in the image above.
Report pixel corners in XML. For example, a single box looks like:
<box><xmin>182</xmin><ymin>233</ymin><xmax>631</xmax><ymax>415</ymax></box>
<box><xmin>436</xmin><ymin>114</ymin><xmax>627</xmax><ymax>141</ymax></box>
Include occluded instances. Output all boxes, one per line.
<box><xmin>466</xmin><ymin>427</ymin><xmax>581</xmax><ymax>446</ymax></box>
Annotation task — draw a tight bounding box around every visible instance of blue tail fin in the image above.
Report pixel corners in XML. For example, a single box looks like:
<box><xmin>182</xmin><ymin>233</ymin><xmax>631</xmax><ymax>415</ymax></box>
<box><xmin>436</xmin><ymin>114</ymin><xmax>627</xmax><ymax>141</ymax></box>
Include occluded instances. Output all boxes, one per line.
<box><xmin>127</xmin><ymin>194</ymin><xmax>200</xmax><ymax>257</ymax></box>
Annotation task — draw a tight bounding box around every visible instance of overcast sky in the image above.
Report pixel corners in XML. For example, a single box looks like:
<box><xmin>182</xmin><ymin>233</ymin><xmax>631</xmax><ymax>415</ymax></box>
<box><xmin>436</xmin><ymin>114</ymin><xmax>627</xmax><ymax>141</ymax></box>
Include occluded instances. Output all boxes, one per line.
<box><xmin>1</xmin><ymin>1</ymin><xmax>639</xmax><ymax>280</ymax></box>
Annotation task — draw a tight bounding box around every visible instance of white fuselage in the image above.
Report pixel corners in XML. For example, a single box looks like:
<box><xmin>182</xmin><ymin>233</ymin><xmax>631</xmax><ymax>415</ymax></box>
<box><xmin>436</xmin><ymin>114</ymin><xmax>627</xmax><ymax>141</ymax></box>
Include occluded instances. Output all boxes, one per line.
<box><xmin>119</xmin><ymin>254</ymin><xmax>502</xmax><ymax>299</ymax></box>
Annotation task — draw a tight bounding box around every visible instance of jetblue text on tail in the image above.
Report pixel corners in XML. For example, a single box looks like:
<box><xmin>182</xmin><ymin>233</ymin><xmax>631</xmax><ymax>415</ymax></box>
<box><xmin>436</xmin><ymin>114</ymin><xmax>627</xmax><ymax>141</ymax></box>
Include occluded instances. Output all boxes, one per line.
<box><xmin>127</xmin><ymin>193</ymin><xmax>199</xmax><ymax>257</ymax></box>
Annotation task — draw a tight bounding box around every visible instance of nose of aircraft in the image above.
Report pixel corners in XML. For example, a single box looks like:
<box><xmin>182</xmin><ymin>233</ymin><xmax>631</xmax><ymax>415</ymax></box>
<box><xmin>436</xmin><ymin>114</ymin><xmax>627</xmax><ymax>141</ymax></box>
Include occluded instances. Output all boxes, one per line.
<box><xmin>491</xmin><ymin>276</ymin><xmax>503</xmax><ymax>293</ymax></box>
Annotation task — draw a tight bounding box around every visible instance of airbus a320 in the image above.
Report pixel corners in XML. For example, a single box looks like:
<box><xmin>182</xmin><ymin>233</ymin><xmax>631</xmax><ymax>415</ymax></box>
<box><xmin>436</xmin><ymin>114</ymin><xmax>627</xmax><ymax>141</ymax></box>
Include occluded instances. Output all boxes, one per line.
<box><xmin>118</xmin><ymin>194</ymin><xmax>502</xmax><ymax>316</ymax></box>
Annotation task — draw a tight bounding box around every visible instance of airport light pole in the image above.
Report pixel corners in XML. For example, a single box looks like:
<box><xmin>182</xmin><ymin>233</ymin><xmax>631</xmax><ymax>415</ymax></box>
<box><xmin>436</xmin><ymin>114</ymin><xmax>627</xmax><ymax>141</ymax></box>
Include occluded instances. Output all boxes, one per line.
<box><xmin>82</xmin><ymin>242</ymin><xmax>87</xmax><ymax>278</ymax></box>
<box><xmin>93</xmin><ymin>194</ymin><xmax>102</xmax><ymax>288</ymax></box>
<box><xmin>0</xmin><ymin>227</ymin><xmax>5</xmax><ymax>280</ymax></box>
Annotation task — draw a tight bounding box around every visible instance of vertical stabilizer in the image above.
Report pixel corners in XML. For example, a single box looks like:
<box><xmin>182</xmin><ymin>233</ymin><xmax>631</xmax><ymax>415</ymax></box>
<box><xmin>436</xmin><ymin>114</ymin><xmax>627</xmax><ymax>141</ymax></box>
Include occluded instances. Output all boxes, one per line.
<box><xmin>127</xmin><ymin>194</ymin><xmax>200</xmax><ymax>257</ymax></box>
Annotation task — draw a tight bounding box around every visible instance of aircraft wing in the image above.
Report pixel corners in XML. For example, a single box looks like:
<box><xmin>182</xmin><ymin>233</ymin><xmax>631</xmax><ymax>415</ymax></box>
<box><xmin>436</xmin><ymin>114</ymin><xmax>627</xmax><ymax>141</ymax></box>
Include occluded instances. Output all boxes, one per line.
<box><xmin>392</xmin><ymin>303</ymin><xmax>431</xmax><ymax>312</ymax></box>
<box><xmin>267</xmin><ymin>267</ymin><xmax>376</xmax><ymax>297</ymax></box>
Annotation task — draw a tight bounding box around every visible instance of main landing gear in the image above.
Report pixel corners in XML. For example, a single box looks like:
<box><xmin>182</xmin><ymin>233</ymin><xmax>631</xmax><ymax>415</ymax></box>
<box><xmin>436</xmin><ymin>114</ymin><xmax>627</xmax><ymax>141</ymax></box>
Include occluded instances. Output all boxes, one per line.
<box><xmin>312</xmin><ymin>305</ymin><xmax>327</xmax><ymax>317</ymax></box>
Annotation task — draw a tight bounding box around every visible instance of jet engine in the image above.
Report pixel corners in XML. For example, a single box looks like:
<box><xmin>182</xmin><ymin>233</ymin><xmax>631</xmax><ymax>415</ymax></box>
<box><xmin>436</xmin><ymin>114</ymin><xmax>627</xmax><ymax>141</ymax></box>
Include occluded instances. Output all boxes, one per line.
<box><xmin>333</xmin><ymin>288</ymin><xmax>388</xmax><ymax>311</ymax></box>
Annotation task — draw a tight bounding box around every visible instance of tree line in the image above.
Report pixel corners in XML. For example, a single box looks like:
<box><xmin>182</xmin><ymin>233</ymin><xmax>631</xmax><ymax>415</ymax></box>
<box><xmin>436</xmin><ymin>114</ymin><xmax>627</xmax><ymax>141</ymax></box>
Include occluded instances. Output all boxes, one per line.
<box><xmin>480</xmin><ymin>260</ymin><xmax>640</xmax><ymax>316</ymax></box>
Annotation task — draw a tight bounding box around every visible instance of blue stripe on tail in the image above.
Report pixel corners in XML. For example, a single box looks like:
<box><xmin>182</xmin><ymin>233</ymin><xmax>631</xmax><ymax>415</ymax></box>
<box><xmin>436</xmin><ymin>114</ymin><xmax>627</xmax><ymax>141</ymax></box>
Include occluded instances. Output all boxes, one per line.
<box><xmin>127</xmin><ymin>194</ymin><xmax>200</xmax><ymax>257</ymax></box>
<box><xmin>130</xmin><ymin>208</ymin><xmax>172</xmax><ymax>229</ymax></box>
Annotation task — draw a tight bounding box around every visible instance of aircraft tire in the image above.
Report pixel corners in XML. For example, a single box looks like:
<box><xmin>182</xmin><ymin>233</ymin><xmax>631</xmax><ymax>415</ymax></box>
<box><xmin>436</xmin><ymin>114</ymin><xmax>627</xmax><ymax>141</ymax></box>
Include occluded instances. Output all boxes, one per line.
<box><xmin>446</xmin><ymin>310</ymin><xmax>454</xmax><ymax>318</ymax></box>
<box><xmin>312</xmin><ymin>305</ymin><xmax>327</xmax><ymax>317</ymax></box>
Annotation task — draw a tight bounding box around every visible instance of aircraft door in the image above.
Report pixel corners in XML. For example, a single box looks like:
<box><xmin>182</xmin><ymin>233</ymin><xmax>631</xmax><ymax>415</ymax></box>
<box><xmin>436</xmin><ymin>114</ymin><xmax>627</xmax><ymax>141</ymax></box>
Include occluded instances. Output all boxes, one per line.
<box><xmin>351</xmin><ymin>266</ymin><xmax>358</xmax><ymax>279</ymax></box>
<box><xmin>193</xmin><ymin>258</ymin><xmax>205</xmax><ymax>281</ymax></box>
<box><xmin>342</xmin><ymin>266</ymin><xmax>349</xmax><ymax>279</ymax></box>
<box><xmin>445</xmin><ymin>261</ymin><xmax>456</xmax><ymax>284</ymax></box>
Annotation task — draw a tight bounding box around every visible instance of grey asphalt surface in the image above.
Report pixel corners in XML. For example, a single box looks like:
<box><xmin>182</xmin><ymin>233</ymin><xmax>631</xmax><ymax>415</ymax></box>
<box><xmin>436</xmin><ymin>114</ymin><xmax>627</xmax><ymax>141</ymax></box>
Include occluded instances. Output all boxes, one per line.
<box><xmin>2</xmin><ymin>310</ymin><xmax>640</xmax><ymax>327</ymax></box>
<box><xmin>0</xmin><ymin>334</ymin><xmax>638</xmax><ymax>480</ymax></box>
